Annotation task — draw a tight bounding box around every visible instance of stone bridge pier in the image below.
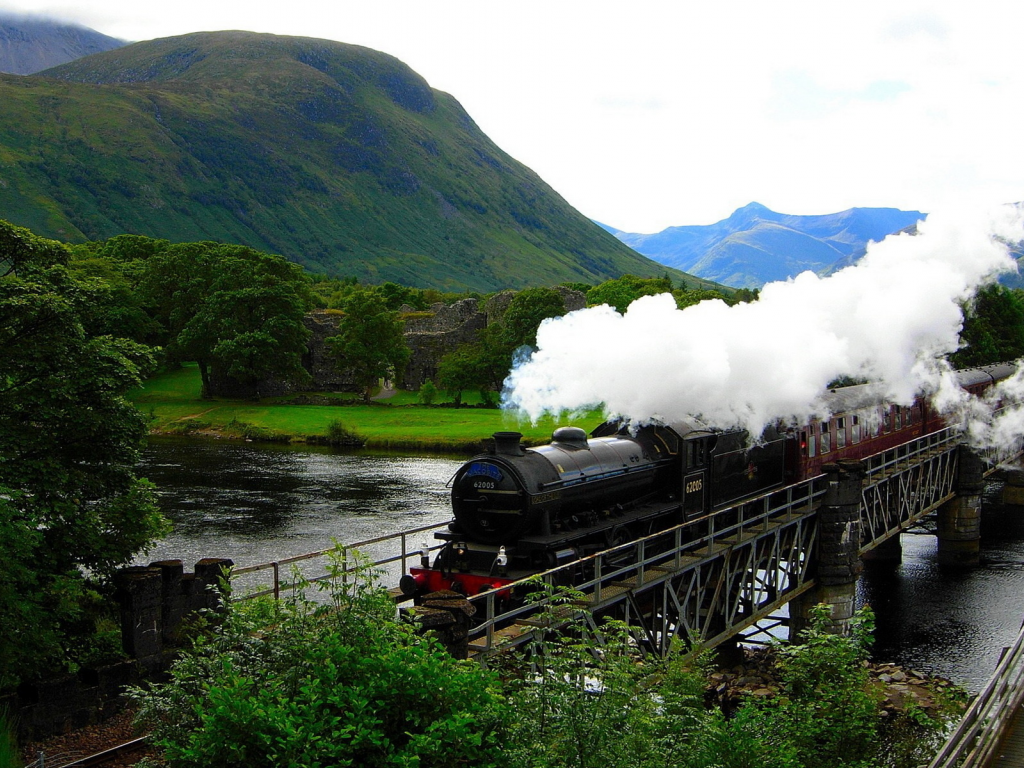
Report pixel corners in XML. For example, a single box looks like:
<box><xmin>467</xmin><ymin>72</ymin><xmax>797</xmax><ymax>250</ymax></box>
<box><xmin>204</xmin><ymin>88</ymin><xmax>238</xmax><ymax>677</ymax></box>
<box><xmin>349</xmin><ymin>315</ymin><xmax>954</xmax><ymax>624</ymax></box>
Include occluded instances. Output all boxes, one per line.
<box><xmin>790</xmin><ymin>460</ymin><xmax>865</xmax><ymax>636</ymax></box>
<box><xmin>937</xmin><ymin>446</ymin><xmax>985</xmax><ymax>567</ymax></box>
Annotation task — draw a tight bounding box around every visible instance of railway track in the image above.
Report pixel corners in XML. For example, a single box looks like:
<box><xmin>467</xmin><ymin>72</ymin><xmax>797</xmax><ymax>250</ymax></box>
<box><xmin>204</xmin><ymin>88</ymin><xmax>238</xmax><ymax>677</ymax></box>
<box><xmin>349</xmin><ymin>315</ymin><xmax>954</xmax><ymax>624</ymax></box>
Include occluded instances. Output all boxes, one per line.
<box><xmin>27</xmin><ymin>736</ymin><xmax>149</xmax><ymax>768</ymax></box>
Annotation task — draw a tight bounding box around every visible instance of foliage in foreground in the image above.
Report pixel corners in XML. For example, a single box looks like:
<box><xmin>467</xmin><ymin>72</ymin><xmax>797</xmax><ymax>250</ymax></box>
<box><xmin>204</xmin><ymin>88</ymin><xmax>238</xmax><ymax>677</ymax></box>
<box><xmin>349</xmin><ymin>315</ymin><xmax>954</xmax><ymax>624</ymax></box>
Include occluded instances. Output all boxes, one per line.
<box><xmin>133</xmin><ymin>565</ymin><xmax>959</xmax><ymax>768</ymax></box>
<box><xmin>131</xmin><ymin>552</ymin><xmax>505</xmax><ymax>768</ymax></box>
<box><xmin>0</xmin><ymin>220</ymin><xmax>168</xmax><ymax>690</ymax></box>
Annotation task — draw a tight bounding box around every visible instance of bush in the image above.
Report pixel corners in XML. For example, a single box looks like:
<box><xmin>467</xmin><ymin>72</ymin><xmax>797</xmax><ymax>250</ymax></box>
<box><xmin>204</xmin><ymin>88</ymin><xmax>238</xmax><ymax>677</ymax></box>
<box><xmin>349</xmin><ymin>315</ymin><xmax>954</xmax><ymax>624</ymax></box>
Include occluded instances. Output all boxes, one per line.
<box><xmin>131</xmin><ymin>550</ymin><xmax>504</xmax><ymax>768</ymax></box>
<box><xmin>417</xmin><ymin>380</ymin><xmax>438</xmax><ymax>405</ymax></box>
<box><xmin>323</xmin><ymin>418</ymin><xmax>365</xmax><ymax>446</ymax></box>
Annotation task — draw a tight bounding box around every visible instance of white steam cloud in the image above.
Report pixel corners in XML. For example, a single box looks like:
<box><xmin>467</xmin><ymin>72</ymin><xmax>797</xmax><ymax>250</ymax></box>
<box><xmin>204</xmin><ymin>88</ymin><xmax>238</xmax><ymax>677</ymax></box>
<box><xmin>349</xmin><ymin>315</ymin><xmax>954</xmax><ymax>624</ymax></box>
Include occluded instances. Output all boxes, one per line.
<box><xmin>504</xmin><ymin>206</ymin><xmax>1024</xmax><ymax>447</ymax></box>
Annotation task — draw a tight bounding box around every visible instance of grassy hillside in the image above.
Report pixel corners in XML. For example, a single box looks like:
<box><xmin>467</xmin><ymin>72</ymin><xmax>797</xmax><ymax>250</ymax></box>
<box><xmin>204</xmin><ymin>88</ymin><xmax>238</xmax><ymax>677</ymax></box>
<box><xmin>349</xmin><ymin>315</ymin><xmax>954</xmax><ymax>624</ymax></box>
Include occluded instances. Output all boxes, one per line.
<box><xmin>0</xmin><ymin>31</ymin><xmax>681</xmax><ymax>291</ymax></box>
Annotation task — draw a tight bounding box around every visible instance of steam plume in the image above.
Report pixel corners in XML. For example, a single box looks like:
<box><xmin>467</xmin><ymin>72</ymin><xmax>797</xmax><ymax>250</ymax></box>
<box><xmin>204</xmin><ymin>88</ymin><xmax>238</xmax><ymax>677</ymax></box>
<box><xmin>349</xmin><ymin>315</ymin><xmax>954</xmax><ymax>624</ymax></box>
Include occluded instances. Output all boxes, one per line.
<box><xmin>504</xmin><ymin>206</ymin><xmax>1024</xmax><ymax>444</ymax></box>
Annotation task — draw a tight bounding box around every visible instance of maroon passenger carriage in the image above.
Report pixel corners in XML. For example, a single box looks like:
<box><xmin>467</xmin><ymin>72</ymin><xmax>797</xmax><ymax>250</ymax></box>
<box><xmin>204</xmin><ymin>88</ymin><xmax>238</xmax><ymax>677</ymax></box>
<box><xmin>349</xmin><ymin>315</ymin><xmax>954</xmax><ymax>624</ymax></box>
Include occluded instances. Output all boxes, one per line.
<box><xmin>399</xmin><ymin>364</ymin><xmax>1016</xmax><ymax>602</ymax></box>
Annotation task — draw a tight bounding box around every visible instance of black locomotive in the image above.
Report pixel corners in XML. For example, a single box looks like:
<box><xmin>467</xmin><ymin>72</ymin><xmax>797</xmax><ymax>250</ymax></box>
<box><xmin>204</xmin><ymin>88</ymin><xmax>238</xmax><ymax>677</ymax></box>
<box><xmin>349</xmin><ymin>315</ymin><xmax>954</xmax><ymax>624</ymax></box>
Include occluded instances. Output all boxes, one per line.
<box><xmin>400</xmin><ymin>364</ymin><xmax>1017</xmax><ymax>600</ymax></box>
<box><xmin>401</xmin><ymin>419</ymin><xmax>787</xmax><ymax>598</ymax></box>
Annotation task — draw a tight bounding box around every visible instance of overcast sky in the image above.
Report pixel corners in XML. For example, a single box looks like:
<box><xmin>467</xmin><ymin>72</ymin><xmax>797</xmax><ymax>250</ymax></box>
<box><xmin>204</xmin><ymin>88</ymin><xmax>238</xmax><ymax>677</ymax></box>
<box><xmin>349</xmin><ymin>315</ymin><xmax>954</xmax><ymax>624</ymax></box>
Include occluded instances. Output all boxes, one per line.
<box><xmin>2</xmin><ymin>0</ymin><xmax>1021</xmax><ymax>233</ymax></box>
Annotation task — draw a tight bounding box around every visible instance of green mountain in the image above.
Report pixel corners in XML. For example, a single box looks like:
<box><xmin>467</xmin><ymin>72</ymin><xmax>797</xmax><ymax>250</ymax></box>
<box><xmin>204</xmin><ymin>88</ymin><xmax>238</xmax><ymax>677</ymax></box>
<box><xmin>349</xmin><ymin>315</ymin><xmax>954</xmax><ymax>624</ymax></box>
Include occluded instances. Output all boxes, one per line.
<box><xmin>0</xmin><ymin>30</ymin><xmax>686</xmax><ymax>291</ymax></box>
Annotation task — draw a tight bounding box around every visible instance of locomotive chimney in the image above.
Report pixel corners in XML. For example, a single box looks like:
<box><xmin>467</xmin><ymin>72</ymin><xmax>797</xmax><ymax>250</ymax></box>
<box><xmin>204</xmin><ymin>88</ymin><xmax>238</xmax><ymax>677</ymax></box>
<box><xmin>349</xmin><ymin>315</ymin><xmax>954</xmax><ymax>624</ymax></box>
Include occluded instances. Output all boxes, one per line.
<box><xmin>492</xmin><ymin>431</ymin><xmax>524</xmax><ymax>456</ymax></box>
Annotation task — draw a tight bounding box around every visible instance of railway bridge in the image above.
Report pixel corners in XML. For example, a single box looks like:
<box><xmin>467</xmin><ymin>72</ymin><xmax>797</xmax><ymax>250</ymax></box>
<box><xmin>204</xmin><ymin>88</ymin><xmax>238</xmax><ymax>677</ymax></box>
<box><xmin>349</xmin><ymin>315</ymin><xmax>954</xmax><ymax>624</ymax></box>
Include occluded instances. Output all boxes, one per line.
<box><xmin>212</xmin><ymin>420</ymin><xmax>1021</xmax><ymax>665</ymax></box>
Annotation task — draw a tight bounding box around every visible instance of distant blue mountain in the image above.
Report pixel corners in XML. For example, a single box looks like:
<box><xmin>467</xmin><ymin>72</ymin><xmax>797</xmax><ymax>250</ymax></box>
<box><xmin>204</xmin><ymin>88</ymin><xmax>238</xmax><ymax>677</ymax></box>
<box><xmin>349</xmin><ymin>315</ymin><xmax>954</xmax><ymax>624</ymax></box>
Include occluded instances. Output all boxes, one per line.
<box><xmin>603</xmin><ymin>202</ymin><xmax>926</xmax><ymax>289</ymax></box>
<box><xmin>0</xmin><ymin>12</ymin><xmax>125</xmax><ymax>75</ymax></box>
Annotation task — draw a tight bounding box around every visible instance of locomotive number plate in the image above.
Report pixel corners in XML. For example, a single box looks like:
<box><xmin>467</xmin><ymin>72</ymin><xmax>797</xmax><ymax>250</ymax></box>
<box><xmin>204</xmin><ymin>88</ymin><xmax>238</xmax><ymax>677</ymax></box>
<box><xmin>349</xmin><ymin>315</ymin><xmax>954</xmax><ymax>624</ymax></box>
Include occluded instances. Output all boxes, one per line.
<box><xmin>684</xmin><ymin>475</ymin><xmax>703</xmax><ymax>495</ymax></box>
<box><xmin>533</xmin><ymin>490</ymin><xmax>562</xmax><ymax>505</ymax></box>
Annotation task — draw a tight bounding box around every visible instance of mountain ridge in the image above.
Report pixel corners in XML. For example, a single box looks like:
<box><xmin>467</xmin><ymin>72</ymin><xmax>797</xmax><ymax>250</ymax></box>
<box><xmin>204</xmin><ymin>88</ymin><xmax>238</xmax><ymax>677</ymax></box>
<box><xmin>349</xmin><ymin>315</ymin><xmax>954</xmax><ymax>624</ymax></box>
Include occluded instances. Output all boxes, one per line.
<box><xmin>0</xmin><ymin>31</ymin><xmax>696</xmax><ymax>292</ymax></box>
<box><xmin>608</xmin><ymin>203</ymin><xmax>926</xmax><ymax>288</ymax></box>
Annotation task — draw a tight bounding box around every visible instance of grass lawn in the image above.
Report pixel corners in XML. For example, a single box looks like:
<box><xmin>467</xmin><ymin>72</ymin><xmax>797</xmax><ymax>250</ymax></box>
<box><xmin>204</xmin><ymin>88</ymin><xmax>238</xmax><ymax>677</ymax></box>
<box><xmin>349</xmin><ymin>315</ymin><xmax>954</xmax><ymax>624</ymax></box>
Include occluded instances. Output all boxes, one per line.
<box><xmin>132</xmin><ymin>364</ymin><xmax>606</xmax><ymax>452</ymax></box>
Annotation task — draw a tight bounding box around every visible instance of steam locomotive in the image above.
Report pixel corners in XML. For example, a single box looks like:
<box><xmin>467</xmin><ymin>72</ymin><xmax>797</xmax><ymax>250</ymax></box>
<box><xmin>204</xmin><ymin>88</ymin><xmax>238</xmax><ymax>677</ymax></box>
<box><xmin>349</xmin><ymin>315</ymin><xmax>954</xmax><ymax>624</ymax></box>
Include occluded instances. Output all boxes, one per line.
<box><xmin>399</xmin><ymin>364</ymin><xmax>1016</xmax><ymax>600</ymax></box>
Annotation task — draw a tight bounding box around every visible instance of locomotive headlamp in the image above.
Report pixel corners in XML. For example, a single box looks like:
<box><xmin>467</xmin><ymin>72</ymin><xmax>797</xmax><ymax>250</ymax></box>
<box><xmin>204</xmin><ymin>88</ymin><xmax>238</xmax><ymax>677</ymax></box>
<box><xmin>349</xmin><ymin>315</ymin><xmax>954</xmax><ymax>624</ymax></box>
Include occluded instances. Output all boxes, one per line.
<box><xmin>419</xmin><ymin>542</ymin><xmax>430</xmax><ymax>569</ymax></box>
<box><xmin>490</xmin><ymin>545</ymin><xmax>508</xmax><ymax>577</ymax></box>
<box><xmin>454</xmin><ymin>542</ymin><xmax>469</xmax><ymax>572</ymax></box>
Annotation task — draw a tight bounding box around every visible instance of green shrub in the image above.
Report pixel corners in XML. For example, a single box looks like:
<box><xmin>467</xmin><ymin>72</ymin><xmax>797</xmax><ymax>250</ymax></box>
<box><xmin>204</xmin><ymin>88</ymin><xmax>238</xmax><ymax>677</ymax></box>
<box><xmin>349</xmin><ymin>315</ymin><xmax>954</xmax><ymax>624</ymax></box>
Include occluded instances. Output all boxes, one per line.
<box><xmin>417</xmin><ymin>380</ymin><xmax>438</xmax><ymax>405</ymax></box>
<box><xmin>323</xmin><ymin>419</ymin><xmax>365</xmax><ymax>446</ymax></box>
<box><xmin>131</xmin><ymin>549</ymin><xmax>504</xmax><ymax>768</ymax></box>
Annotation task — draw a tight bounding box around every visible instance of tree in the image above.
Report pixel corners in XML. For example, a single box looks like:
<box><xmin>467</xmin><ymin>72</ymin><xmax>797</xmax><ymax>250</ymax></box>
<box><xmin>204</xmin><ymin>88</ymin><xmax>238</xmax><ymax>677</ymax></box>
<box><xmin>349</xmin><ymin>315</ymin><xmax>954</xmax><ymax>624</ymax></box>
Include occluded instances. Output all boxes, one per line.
<box><xmin>672</xmin><ymin>287</ymin><xmax>731</xmax><ymax>309</ymax></box>
<box><xmin>139</xmin><ymin>243</ymin><xmax>315</xmax><ymax>396</ymax></box>
<box><xmin>328</xmin><ymin>288</ymin><xmax>411</xmax><ymax>401</ymax></box>
<box><xmin>0</xmin><ymin>219</ymin><xmax>168</xmax><ymax>688</ymax></box>
<box><xmin>587</xmin><ymin>274</ymin><xmax>673</xmax><ymax>313</ymax></box>
<box><xmin>436</xmin><ymin>325</ymin><xmax>514</xmax><ymax>406</ymax></box>
<box><xmin>180</xmin><ymin>285</ymin><xmax>311</xmax><ymax>398</ymax></box>
<box><xmin>499</xmin><ymin>287</ymin><xmax>566</xmax><ymax>349</ymax></box>
<box><xmin>951</xmin><ymin>284</ymin><xmax>1024</xmax><ymax>368</ymax></box>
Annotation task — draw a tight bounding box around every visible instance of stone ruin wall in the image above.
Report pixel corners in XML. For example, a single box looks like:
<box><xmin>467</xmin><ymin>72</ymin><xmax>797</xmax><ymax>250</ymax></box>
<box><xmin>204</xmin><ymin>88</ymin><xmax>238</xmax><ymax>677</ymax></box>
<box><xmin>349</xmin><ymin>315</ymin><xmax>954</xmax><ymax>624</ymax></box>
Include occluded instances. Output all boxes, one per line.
<box><xmin>207</xmin><ymin>287</ymin><xmax>586</xmax><ymax>396</ymax></box>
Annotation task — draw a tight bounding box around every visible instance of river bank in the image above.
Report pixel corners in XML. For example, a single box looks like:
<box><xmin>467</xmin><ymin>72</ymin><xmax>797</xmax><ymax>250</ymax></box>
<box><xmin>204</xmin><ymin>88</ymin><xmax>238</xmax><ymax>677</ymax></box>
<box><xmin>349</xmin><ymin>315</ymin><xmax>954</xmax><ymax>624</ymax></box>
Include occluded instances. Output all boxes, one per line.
<box><xmin>131</xmin><ymin>364</ymin><xmax>603</xmax><ymax>452</ymax></box>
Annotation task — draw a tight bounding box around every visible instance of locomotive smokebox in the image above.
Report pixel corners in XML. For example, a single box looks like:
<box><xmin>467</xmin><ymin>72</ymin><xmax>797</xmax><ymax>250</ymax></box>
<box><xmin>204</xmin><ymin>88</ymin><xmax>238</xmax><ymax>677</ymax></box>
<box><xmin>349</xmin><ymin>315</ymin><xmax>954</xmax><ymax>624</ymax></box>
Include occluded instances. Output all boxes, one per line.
<box><xmin>492</xmin><ymin>431</ymin><xmax>525</xmax><ymax>456</ymax></box>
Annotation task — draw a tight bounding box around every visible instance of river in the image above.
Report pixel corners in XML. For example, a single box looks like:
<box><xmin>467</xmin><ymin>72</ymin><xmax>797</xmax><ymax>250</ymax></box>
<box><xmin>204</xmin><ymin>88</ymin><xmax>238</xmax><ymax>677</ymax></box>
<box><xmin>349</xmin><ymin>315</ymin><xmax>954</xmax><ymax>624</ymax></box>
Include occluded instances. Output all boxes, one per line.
<box><xmin>138</xmin><ymin>437</ymin><xmax>1024</xmax><ymax>693</ymax></box>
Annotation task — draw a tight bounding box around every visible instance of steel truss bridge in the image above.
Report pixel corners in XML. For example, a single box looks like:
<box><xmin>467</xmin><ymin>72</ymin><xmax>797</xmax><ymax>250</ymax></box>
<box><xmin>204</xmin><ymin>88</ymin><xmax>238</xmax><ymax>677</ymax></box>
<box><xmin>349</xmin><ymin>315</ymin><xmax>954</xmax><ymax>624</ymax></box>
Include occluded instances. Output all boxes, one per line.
<box><xmin>232</xmin><ymin>422</ymin><xmax>1016</xmax><ymax>664</ymax></box>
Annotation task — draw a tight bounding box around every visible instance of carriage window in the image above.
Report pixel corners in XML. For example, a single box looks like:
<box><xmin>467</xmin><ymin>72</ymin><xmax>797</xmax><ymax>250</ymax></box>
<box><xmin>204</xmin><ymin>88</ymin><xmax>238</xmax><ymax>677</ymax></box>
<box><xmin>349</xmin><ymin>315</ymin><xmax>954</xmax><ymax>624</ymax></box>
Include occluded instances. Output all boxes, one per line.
<box><xmin>852</xmin><ymin>415</ymin><xmax>861</xmax><ymax>444</ymax></box>
<box><xmin>821</xmin><ymin>421</ymin><xmax>831</xmax><ymax>453</ymax></box>
<box><xmin>837</xmin><ymin>417</ymin><xmax>846</xmax><ymax>449</ymax></box>
<box><xmin>883</xmin><ymin>408</ymin><xmax>892</xmax><ymax>433</ymax></box>
<box><xmin>895</xmin><ymin>408</ymin><xmax>902</xmax><ymax>430</ymax></box>
<box><xmin>802</xmin><ymin>429</ymin><xmax>816</xmax><ymax>458</ymax></box>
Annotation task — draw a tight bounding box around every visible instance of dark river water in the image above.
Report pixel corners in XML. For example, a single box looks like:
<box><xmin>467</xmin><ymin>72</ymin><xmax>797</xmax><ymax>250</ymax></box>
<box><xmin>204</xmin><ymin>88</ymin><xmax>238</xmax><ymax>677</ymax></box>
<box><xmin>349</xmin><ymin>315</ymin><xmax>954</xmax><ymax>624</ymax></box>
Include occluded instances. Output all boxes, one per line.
<box><xmin>138</xmin><ymin>438</ymin><xmax>1024</xmax><ymax>693</ymax></box>
<box><xmin>859</xmin><ymin>484</ymin><xmax>1024</xmax><ymax>692</ymax></box>
<box><xmin>136</xmin><ymin>437</ymin><xmax>464</xmax><ymax>583</ymax></box>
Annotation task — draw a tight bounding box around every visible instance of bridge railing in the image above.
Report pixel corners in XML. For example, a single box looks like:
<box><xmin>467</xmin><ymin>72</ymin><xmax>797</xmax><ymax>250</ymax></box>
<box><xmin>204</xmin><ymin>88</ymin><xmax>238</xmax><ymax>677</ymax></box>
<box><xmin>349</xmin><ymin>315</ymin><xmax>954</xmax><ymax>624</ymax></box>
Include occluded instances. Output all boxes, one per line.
<box><xmin>229</xmin><ymin>521</ymin><xmax>449</xmax><ymax>601</ymax></box>
<box><xmin>927</xmin><ymin>618</ymin><xmax>1024</xmax><ymax>768</ymax></box>
<box><xmin>463</xmin><ymin>475</ymin><xmax>828</xmax><ymax>658</ymax></box>
<box><xmin>861</xmin><ymin>425</ymin><xmax>961</xmax><ymax>480</ymax></box>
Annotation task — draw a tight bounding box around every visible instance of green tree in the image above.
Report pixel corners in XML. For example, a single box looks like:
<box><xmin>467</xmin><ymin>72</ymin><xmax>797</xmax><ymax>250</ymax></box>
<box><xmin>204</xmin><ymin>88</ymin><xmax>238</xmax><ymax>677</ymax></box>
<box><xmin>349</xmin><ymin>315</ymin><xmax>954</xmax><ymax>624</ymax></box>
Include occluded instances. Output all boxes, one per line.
<box><xmin>951</xmin><ymin>284</ymin><xmax>1024</xmax><ymax>368</ymax></box>
<box><xmin>180</xmin><ymin>285</ymin><xmax>311</xmax><ymax>398</ymax></box>
<box><xmin>672</xmin><ymin>287</ymin><xmax>731</xmax><ymax>309</ymax></box>
<box><xmin>418</xmin><ymin>379</ymin><xmax>438</xmax><ymax>405</ymax></box>
<box><xmin>139</xmin><ymin>243</ymin><xmax>314</xmax><ymax>396</ymax></box>
<box><xmin>738</xmin><ymin>606</ymin><xmax>880</xmax><ymax>768</ymax></box>
<box><xmin>587</xmin><ymin>274</ymin><xmax>673</xmax><ymax>313</ymax></box>
<box><xmin>436</xmin><ymin>325</ymin><xmax>511</xmax><ymax>406</ymax></box>
<box><xmin>328</xmin><ymin>288</ymin><xmax>411</xmax><ymax>402</ymax></box>
<box><xmin>0</xmin><ymin>220</ymin><xmax>168</xmax><ymax>688</ymax></box>
<box><xmin>499</xmin><ymin>286</ymin><xmax>566</xmax><ymax>349</ymax></box>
